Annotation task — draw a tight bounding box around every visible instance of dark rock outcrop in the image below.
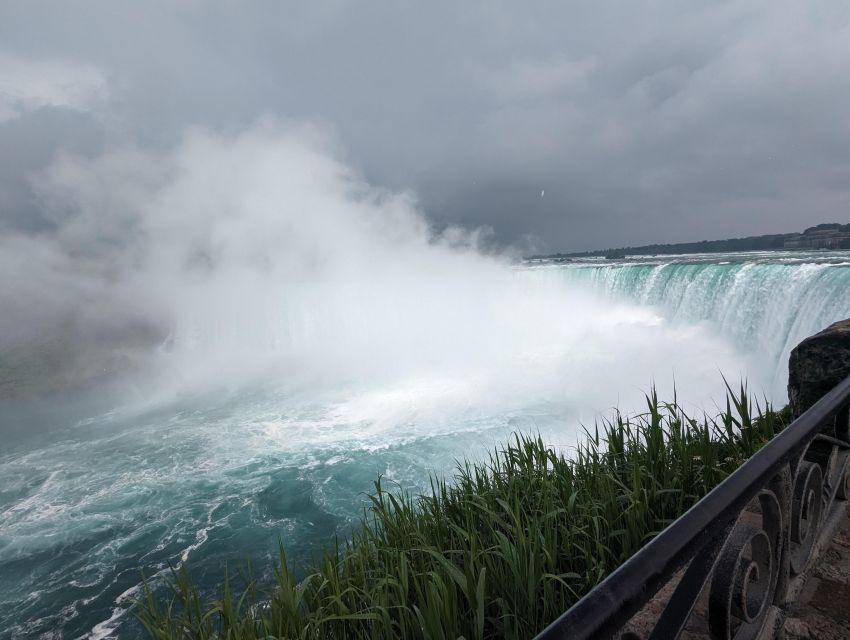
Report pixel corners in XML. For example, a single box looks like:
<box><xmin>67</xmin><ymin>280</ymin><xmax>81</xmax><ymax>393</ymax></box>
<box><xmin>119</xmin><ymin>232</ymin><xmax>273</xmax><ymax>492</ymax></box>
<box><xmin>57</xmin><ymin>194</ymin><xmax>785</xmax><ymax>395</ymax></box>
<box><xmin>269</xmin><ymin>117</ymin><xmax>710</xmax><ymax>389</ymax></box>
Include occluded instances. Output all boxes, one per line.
<box><xmin>788</xmin><ymin>319</ymin><xmax>850</xmax><ymax>417</ymax></box>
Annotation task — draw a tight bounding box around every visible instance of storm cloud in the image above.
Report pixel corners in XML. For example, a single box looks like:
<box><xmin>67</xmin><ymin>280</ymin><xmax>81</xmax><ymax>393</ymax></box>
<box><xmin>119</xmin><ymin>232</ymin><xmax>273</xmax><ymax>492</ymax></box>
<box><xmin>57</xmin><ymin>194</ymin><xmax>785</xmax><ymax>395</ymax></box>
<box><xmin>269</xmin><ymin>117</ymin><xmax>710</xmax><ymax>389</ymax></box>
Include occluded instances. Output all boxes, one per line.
<box><xmin>1</xmin><ymin>0</ymin><xmax>849</xmax><ymax>252</ymax></box>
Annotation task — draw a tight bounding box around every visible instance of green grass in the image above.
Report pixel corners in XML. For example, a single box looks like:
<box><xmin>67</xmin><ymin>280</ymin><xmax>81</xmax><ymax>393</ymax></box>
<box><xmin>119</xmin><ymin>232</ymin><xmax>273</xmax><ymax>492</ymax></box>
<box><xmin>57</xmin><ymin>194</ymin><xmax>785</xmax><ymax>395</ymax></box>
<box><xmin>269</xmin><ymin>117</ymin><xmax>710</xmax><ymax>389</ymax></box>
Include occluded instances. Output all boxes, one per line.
<box><xmin>136</xmin><ymin>384</ymin><xmax>791</xmax><ymax>639</ymax></box>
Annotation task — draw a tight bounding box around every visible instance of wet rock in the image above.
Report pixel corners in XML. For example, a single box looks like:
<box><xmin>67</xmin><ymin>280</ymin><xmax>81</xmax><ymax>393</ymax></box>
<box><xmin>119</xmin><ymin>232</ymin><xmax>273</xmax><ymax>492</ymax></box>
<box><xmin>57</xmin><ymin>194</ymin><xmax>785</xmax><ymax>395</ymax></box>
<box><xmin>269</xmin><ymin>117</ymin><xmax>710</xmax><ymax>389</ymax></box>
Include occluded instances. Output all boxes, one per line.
<box><xmin>788</xmin><ymin>319</ymin><xmax>850</xmax><ymax>417</ymax></box>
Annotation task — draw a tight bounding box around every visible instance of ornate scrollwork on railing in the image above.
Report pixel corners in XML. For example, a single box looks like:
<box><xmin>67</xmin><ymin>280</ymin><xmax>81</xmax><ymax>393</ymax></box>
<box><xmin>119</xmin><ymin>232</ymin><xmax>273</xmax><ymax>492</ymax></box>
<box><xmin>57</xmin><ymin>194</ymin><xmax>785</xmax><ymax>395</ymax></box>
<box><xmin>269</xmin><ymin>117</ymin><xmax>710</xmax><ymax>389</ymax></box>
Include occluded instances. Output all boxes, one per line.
<box><xmin>535</xmin><ymin>378</ymin><xmax>850</xmax><ymax>640</ymax></box>
<box><xmin>708</xmin><ymin>483</ymin><xmax>785</xmax><ymax>640</ymax></box>
<box><xmin>789</xmin><ymin>457</ymin><xmax>824</xmax><ymax>575</ymax></box>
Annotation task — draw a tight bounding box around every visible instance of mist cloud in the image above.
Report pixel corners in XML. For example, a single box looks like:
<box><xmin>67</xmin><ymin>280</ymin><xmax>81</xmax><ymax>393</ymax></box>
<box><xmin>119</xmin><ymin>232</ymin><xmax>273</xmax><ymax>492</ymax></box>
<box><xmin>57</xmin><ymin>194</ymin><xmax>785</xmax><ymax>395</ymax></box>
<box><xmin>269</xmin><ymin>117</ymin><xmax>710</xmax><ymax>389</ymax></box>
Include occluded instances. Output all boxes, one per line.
<box><xmin>0</xmin><ymin>121</ymin><xmax>497</xmax><ymax>386</ymax></box>
<box><xmin>0</xmin><ymin>119</ymin><xmax>761</xmax><ymax>408</ymax></box>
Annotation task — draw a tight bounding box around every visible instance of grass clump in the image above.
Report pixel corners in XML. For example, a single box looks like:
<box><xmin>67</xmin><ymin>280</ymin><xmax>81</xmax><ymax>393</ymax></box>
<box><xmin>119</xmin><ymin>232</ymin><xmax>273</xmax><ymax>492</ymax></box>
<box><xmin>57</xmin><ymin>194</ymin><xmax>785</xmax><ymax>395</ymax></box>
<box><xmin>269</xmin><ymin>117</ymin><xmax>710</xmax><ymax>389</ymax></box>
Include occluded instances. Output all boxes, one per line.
<box><xmin>137</xmin><ymin>385</ymin><xmax>790</xmax><ymax>639</ymax></box>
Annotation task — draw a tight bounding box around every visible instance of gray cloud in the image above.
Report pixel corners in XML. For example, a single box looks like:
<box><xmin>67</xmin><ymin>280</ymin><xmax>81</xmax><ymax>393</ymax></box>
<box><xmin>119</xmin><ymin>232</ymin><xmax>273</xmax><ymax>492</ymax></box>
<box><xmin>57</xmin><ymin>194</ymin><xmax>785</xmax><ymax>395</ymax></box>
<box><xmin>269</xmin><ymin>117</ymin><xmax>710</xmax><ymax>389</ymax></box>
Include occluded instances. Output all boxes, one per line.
<box><xmin>1</xmin><ymin>0</ymin><xmax>850</xmax><ymax>251</ymax></box>
<box><xmin>0</xmin><ymin>52</ymin><xmax>108</xmax><ymax>123</ymax></box>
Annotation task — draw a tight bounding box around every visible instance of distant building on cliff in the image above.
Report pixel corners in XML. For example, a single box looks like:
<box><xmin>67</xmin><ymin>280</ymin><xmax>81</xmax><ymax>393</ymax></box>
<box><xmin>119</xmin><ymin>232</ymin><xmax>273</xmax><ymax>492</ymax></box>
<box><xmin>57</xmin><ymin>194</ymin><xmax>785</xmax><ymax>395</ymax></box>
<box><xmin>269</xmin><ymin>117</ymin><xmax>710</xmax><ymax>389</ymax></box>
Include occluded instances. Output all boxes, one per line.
<box><xmin>784</xmin><ymin>223</ymin><xmax>850</xmax><ymax>249</ymax></box>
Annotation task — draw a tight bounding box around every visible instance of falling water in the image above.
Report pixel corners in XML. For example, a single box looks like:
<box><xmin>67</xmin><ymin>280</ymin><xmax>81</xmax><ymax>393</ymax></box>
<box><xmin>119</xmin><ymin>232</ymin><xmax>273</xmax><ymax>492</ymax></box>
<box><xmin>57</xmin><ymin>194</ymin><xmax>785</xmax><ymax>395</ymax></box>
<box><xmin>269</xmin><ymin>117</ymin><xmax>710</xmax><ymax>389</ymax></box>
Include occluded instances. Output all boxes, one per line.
<box><xmin>522</xmin><ymin>251</ymin><xmax>850</xmax><ymax>400</ymax></box>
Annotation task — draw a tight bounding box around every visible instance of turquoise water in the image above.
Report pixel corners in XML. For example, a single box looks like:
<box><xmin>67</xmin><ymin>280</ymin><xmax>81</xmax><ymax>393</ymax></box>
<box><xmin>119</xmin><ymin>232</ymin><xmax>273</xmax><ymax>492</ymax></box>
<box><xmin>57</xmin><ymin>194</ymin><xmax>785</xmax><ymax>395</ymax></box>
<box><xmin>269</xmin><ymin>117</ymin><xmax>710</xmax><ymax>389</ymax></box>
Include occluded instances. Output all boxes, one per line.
<box><xmin>2</xmin><ymin>250</ymin><xmax>849</xmax><ymax>639</ymax></box>
<box><xmin>529</xmin><ymin>250</ymin><xmax>850</xmax><ymax>399</ymax></box>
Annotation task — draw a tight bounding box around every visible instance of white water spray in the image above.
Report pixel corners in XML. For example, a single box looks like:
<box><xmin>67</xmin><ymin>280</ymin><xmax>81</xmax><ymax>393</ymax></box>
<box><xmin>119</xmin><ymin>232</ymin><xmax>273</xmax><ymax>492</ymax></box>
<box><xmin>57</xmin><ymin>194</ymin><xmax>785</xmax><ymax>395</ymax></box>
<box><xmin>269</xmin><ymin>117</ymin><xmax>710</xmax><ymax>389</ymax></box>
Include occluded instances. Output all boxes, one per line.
<box><xmin>1</xmin><ymin>119</ymin><xmax>764</xmax><ymax>421</ymax></box>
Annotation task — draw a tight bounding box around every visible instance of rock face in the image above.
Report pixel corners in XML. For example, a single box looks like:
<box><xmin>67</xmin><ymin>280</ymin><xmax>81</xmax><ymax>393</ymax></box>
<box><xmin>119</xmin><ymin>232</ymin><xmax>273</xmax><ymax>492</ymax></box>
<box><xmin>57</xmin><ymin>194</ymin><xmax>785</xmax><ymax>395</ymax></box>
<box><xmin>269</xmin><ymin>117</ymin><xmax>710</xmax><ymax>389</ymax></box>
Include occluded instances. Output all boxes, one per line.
<box><xmin>788</xmin><ymin>319</ymin><xmax>850</xmax><ymax>417</ymax></box>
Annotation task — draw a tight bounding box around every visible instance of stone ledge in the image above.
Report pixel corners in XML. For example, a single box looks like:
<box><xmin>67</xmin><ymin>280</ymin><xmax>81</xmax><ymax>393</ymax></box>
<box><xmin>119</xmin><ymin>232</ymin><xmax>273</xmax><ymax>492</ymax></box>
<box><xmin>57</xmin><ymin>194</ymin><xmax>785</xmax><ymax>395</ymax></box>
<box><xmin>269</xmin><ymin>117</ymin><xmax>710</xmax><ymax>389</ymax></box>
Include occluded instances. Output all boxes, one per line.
<box><xmin>783</xmin><ymin>499</ymin><xmax>850</xmax><ymax>639</ymax></box>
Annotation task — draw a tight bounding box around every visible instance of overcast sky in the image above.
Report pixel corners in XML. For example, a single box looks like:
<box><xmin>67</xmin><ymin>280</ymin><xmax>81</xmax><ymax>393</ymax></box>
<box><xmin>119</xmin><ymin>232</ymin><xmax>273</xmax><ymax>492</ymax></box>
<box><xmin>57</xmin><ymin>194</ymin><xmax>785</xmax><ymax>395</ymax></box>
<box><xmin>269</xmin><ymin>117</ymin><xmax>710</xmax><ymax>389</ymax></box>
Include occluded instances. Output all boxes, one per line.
<box><xmin>1</xmin><ymin>0</ymin><xmax>849</xmax><ymax>253</ymax></box>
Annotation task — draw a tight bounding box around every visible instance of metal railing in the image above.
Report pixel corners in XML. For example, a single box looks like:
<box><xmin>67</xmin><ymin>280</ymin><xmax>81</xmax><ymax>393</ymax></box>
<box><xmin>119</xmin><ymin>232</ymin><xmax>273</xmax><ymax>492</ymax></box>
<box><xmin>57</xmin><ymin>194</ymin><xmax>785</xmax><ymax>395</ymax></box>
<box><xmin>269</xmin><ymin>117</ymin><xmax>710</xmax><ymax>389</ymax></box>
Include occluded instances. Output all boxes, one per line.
<box><xmin>535</xmin><ymin>375</ymin><xmax>850</xmax><ymax>640</ymax></box>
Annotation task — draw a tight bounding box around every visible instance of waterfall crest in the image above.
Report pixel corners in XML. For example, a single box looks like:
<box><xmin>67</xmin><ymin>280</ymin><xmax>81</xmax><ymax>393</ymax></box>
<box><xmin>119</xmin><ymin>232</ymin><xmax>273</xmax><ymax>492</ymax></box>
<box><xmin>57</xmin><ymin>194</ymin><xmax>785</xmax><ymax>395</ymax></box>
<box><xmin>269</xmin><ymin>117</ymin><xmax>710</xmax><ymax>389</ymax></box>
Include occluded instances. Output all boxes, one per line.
<box><xmin>527</xmin><ymin>254</ymin><xmax>850</xmax><ymax>399</ymax></box>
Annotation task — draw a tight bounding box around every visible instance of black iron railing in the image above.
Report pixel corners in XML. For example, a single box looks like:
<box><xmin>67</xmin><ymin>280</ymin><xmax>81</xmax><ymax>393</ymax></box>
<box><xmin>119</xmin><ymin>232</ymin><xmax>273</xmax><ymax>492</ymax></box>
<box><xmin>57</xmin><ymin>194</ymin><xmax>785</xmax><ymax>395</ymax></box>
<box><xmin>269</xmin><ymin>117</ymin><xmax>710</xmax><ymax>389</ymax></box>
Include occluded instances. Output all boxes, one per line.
<box><xmin>535</xmin><ymin>375</ymin><xmax>850</xmax><ymax>640</ymax></box>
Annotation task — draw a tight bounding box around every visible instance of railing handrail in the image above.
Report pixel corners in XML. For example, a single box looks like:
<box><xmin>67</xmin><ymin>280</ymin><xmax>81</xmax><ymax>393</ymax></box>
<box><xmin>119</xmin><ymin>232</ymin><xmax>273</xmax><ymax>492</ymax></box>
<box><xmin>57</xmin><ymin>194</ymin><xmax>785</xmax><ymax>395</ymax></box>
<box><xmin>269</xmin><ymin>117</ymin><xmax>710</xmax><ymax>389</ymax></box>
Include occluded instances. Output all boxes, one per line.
<box><xmin>535</xmin><ymin>374</ymin><xmax>850</xmax><ymax>640</ymax></box>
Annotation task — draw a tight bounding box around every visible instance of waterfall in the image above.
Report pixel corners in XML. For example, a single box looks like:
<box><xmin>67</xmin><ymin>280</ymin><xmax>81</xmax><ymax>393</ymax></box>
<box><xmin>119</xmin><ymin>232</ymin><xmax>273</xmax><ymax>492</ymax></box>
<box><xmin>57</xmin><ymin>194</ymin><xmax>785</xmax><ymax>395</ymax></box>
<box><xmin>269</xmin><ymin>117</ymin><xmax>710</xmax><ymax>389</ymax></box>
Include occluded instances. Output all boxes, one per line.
<box><xmin>525</xmin><ymin>255</ymin><xmax>850</xmax><ymax>399</ymax></box>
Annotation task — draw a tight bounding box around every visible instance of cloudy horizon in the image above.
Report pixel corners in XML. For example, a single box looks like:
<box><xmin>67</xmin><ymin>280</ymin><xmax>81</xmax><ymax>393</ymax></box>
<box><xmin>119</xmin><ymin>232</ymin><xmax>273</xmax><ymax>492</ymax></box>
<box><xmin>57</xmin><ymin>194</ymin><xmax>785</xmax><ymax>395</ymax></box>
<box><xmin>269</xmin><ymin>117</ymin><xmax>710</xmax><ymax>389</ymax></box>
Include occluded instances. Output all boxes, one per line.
<box><xmin>1</xmin><ymin>1</ymin><xmax>850</xmax><ymax>254</ymax></box>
